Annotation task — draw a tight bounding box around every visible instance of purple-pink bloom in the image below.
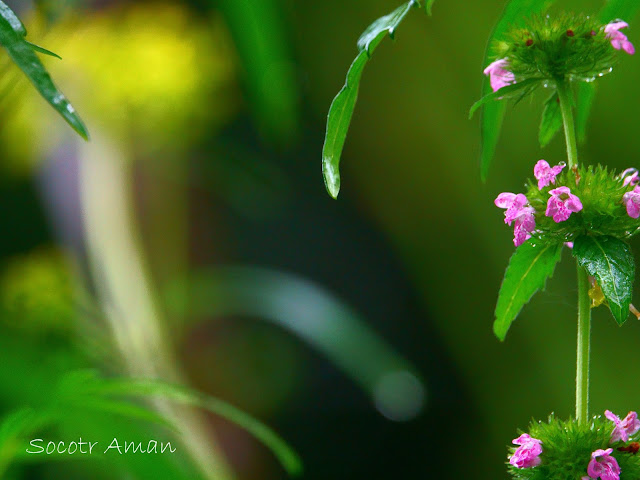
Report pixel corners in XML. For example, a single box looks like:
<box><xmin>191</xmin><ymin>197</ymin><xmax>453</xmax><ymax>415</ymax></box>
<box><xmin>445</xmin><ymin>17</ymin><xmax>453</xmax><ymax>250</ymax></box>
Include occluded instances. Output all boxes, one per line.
<box><xmin>605</xmin><ymin>410</ymin><xmax>640</xmax><ymax>443</ymax></box>
<box><xmin>495</xmin><ymin>193</ymin><xmax>536</xmax><ymax>246</ymax></box>
<box><xmin>623</xmin><ymin>186</ymin><xmax>640</xmax><ymax>218</ymax></box>
<box><xmin>605</xmin><ymin>21</ymin><xmax>635</xmax><ymax>55</ymax></box>
<box><xmin>509</xmin><ymin>434</ymin><xmax>542</xmax><ymax>469</ymax></box>
<box><xmin>546</xmin><ymin>186</ymin><xmax>583</xmax><ymax>223</ymax></box>
<box><xmin>620</xmin><ymin>168</ymin><xmax>639</xmax><ymax>187</ymax></box>
<box><xmin>484</xmin><ymin>58</ymin><xmax>516</xmax><ymax>92</ymax></box>
<box><xmin>534</xmin><ymin>160</ymin><xmax>565</xmax><ymax>189</ymax></box>
<box><xmin>587</xmin><ymin>448</ymin><xmax>620</xmax><ymax>480</ymax></box>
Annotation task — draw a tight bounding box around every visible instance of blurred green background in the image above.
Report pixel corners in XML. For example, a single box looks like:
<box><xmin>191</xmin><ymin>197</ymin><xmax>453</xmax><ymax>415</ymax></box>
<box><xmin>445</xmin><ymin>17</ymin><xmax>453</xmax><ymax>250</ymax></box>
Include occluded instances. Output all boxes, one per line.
<box><xmin>0</xmin><ymin>0</ymin><xmax>639</xmax><ymax>478</ymax></box>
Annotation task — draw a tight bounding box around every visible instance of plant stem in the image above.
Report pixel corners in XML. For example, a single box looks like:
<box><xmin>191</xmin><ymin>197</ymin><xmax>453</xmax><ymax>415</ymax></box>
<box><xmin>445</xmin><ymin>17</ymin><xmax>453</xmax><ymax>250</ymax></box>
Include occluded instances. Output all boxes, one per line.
<box><xmin>556</xmin><ymin>80</ymin><xmax>578</xmax><ymax>169</ymax></box>
<box><xmin>576</xmin><ymin>265</ymin><xmax>591</xmax><ymax>424</ymax></box>
<box><xmin>557</xmin><ymin>78</ymin><xmax>592</xmax><ymax>423</ymax></box>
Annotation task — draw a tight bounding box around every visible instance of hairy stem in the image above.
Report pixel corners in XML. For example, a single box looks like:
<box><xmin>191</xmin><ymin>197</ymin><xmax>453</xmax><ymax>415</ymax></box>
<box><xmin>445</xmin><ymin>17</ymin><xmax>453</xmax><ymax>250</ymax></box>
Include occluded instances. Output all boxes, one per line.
<box><xmin>576</xmin><ymin>265</ymin><xmax>591</xmax><ymax>424</ymax></box>
<box><xmin>558</xmin><ymin>78</ymin><xmax>591</xmax><ymax>423</ymax></box>
<box><xmin>557</xmin><ymin>80</ymin><xmax>578</xmax><ymax>169</ymax></box>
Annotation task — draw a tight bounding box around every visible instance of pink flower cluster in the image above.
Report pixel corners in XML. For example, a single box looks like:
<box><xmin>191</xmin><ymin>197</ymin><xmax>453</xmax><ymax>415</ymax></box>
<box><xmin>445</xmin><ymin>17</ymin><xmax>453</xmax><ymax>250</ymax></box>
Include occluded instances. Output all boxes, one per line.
<box><xmin>606</xmin><ymin>410</ymin><xmax>640</xmax><ymax>443</ymax></box>
<box><xmin>582</xmin><ymin>410</ymin><xmax>640</xmax><ymax>480</ymax></box>
<box><xmin>605</xmin><ymin>21</ymin><xmax>635</xmax><ymax>55</ymax></box>
<box><xmin>484</xmin><ymin>21</ymin><xmax>634</xmax><ymax>93</ymax></box>
<box><xmin>584</xmin><ymin>449</ymin><xmax>620</xmax><ymax>480</ymax></box>
<box><xmin>495</xmin><ymin>160</ymin><xmax>582</xmax><ymax>246</ymax></box>
<box><xmin>509</xmin><ymin>434</ymin><xmax>542</xmax><ymax>468</ymax></box>
<box><xmin>621</xmin><ymin>168</ymin><xmax>640</xmax><ymax>218</ymax></box>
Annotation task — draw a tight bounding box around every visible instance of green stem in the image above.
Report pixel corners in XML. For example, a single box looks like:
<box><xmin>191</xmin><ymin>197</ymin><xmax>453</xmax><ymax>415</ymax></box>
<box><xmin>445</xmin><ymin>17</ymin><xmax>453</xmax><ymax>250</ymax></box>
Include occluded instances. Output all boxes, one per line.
<box><xmin>576</xmin><ymin>265</ymin><xmax>591</xmax><ymax>424</ymax></box>
<box><xmin>556</xmin><ymin>80</ymin><xmax>578</xmax><ymax>169</ymax></box>
<box><xmin>557</xmin><ymin>78</ymin><xmax>592</xmax><ymax>423</ymax></box>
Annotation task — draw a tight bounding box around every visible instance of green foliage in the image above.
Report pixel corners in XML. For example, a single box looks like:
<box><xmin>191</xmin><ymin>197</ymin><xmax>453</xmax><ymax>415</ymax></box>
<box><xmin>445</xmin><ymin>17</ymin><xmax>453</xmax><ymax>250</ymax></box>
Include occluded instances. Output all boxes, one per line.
<box><xmin>322</xmin><ymin>0</ymin><xmax>421</xmax><ymax>199</ymax></box>
<box><xmin>497</xmin><ymin>14</ymin><xmax>616</xmax><ymax>82</ymax></box>
<box><xmin>469</xmin><ymin>78</ymin><xmax>542</xmax><ymax>119</ymax></box>
<box><xmin>494</xmin><ymin>240</ymin><xmax>563</xmax><ymax>340</ymax></box>
<box><xmin>0</xmin><ymin>1</ymin><xmax>88</xmax><ymax>139</ymax></box>
<box><xmin>573</xmin><ymin>235</ymin><xmax>634</xmax><ymax>325</ymax></box>
<box><xmin>0</xmin><ymin>370</ymin><xmax>302</xmax><ymax>477</ymax></box>
<box><xmin>508</xmin><ymin>415</ymin><xmax>640</xmax><ymax>480</ymax></box>
<box><xmin>539</xmin><ymin>93</ymin><xmax>562</xmax><ymax>147</ymax></box>
<box><xmin>576</xmin><ymin>0</ymin><xmax>640</xmax><ymax>143</ymax></box>
<box><xmin>479</xmin><ymin>0</ymin><xmax>553</xmax><ymax>181</ymax></box>
<box><xmin>213</xmin><ymin>0</ymin><xmax>299</xmax><ymax>143</ymax></box>
<box><xmin>525</xmin><ymin>165</ymin><xmax>640</xmax><ymax>242</ymax></box>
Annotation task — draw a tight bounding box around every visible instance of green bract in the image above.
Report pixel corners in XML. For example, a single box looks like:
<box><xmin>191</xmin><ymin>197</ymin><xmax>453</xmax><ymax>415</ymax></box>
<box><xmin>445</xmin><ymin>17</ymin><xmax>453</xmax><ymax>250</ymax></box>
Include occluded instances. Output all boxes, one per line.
<box><xmin>495</xmin><ymin>14</ymin><xmax>617</xmax><ymax>82</ymax></box>
<box><xmin>526</xmin><ymin>165</ymin><xmax>640</xmax><ymax>243</ymax></box>
<box><xmin>508</xmin><ymin>415</ymin><xmax>640</xmax><ymax>480</ymax></box>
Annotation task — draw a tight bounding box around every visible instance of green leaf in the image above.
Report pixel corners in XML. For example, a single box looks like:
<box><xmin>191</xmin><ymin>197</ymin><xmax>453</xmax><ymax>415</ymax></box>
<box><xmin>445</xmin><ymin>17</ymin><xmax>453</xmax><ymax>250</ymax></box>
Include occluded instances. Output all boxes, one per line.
<box><xmin>0</xmin><ymin>1</ymin><xmax>88</xmax><ymax>139</ymax></box>
<box><xmin>67</xmin><ymin>372</ymin><xmax>302</xmax><ymax>476</ymax></box>
<box><xmin>25</xmin><ymin>40</ymin><xmax>62</xmax><ymax>59</ymax></box>
<box><xmin>494</xmin><ymin>240</ymin><xmax>563</xmax><ymax>340</ymax></box>
<box><xmin>469</xmin><ymin>78</ymin><xmax>542</xmax><ymax>119</ymax></box>
<box><xmin>575</xmin><ymin>1</ymin><xmax>640</xmax><ymax>143</ymax></box>
<box><xmin>213</xmin><ymin>0</ymin><xmax>299</xmax><ymax>143</ymax></box>
<box><xmin>539</xmin><ymin>92</ymin><xmax>562</xmax><ymax>147</ymax></box>
<box><xmin>426</xmin><ymin>0</ymin><xmax>436</xmax><ymax>15</ymax></box>
<box><xmin>479</xmin><ymin>0</ymin><xmax>553</xmax><ymax>181</ymax></box>
<box><xmin>322</xmin><ymin>0</ymin><xmax>418</xmax><ymax>199</ymax></box>
<box><xmin>573</xmin><ymin>235</ymin><xmax>635</xmax><ymax>325</ymax></box>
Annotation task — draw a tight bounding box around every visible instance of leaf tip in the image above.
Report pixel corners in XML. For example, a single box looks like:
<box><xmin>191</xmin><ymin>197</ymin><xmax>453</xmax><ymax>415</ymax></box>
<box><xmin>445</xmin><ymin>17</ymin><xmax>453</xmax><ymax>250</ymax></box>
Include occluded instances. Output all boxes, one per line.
<box><xmin>322</xmin><ymin>156</ymin><xmax>341</xmax><ymax>199</ymax></box>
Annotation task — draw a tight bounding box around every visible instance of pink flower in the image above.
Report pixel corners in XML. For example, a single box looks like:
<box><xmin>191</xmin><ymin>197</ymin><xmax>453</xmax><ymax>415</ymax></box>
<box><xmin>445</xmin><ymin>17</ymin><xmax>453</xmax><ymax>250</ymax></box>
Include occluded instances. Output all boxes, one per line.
<box><xmin>605</xmin><ymin>21</ymin><xmax>635</xmax><ymax>55</ymax></box>
<box><xmin>534</xmin><ymin>160</ymin><xmax>565</xmax><ymax>190</ymax></box>
<box><xmin>509</xmin><ymin>434</ymin><xmax>542</xmax><ymax>469</ymax></box>
<box><xmin>623</xmin><ymin>186</ymin><xmax>640</xmax><ymax>218</ymax></box>
<box><xmin>586</xmin><ymin>448</ymin><xmax>620</xmax><ymax>480</ymax></box>
<box><xmin>620</xmin><ymin>168</ymin><xmax>639</xmax><ymax>187</ymax></box>
<box><xmin>495</xmin><ymin>193</ymin><xmax>536</xmax><ymax>246</ymax></box>
<box><xmin>546</xmin><ymin>186</ymin><xmax>583</xmax><ymax>222</ymax></box>
<box><xmin>605</xmin><ymin>410</ymin><xmax>640</xmax><ymax>443</ymax></box>
<box><xmin>484</xmin><ymin>58</ymin><xmax>516</xmax><ymax>92</ymax></box>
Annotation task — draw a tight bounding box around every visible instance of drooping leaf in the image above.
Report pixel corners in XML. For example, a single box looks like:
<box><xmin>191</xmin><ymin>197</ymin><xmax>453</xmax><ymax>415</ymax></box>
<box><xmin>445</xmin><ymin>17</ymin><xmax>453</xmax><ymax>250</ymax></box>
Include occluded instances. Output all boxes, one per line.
<box><xmin>539</xmin><ymin>92</ymin><xmax>563</xmax><ymax>147</ymax></box>
<box><xmin>573</xmin><ymin>235</ymin><xmax>635</xmax><ymax>325</ymax></box>
<box><xmin>322</xmin><ymin>0</ymin><xmax>420</xmax><ymax>199</ymax></box>
<box><xmin>575</xmin><ymin>1</ymin><xmax>640</xmax><ymax>143</ymax></box>
<box><xmin>65</xmin><ymin>371</ymin><xmax>302</xmax><ymax>476</ymax></box>
<box><xmin>494</xmin><ymin>240</ymin><xmax>563</xmax><ymax>340</ymax></box>
<box><xmin>469</xmin><ymin>78</ymin><xmax>542</xmax><ymax>119</ymax></box>
<box><xmin>479</xmin><ymin>0</ymin><xmax>553</xmax><ymax>181</ymax></box>
<box><xmin>0</xmin><ymin>1</ymin><xmax>88</xmax><ymax>139</ymax></box>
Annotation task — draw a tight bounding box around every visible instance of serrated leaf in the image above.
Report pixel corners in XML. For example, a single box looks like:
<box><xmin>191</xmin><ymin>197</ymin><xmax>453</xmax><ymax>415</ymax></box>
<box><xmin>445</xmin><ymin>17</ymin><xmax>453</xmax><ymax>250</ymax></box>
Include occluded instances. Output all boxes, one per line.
<box><xmin>469</xmin><ymin>78</ymin><xmax>542</xmax><ymax>120</ymax></box>
<box><xmin>494</xmin><ymin>241</ymin><xmax>563</xmax><ymax>340</ymax></box>
<box><xmin>322</xmin><ymin>1</ymin><xmax>418</xmax><ymax>199</ymax></box>
<box><xmin>539</xmin><ymin>92</ymin><xmax>562</xmax><ymax>147</ymax></box>
<box><xmin>575</xmin><ymin>1</ymin><xmax>640</xmax><ymax>143</ymax></box>
<box><xmin>0</xmin><ymin>1</ymin><xmax>88</xmax><ymax>139</ymax></box>
<box><xmin>479</xmin><ymin>0</ymin><xmax>554</xmax><ymax>181</ymax></box>
<box><xmin>573</xmin><ymin>235</ymin><xmax>635</xmax><ymax>325</ymax></box>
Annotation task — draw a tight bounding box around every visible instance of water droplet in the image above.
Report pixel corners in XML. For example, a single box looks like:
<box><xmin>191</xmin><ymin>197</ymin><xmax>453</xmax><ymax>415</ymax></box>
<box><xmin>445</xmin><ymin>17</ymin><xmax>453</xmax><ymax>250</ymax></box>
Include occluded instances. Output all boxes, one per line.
<box><xmin>559</xmin><ymin>161</ymin><xmax>566</xmax><ymax>167</ymax></box>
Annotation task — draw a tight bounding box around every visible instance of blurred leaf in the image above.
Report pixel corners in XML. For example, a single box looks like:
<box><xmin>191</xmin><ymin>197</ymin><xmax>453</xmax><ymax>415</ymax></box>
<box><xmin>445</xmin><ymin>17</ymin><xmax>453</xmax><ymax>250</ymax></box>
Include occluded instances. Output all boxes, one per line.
<box><xmin>426</xmin><ymin>0</ymin><xmax>436</xmax><ymax>15</ymax></box>
<box><xmin>479</xmin><ymin>0</ymin><xmax>553</xmax><ymax>181</ymax></box>
<box><xmin>166</xmin><ymin>267</ymin><xmax>426</xmax><ymax>422</ymax></box>
<box><xmin>576</xmin><ymin>1</ymin><xmax>640</xmax><ymax>143</ymax></box>
<box><xmin>214</xmin><ymin>0</ymin><xmax>299</xmax><ymax>143</ymax></box>
<box><xmin>494</xmin><ymin>241</ymin><xmax>563</xmax><ymax>340</ymax></box>
<box><xmin>322</xmin><ymin>0</ymin><xmax>420</xmax><ymax>199</ymax></box>
<box><xmin>0</xmin><ymin>1</ymin><xmax>88</xmax><ymax>139</ymax></box>
<box><xmin>573</xmin><ymin>235</ymin><xmax>634</xmax><ymax>325</ymax></box>
<box><xmin>470</xmin><ymin>78</ymin><xmax>541</xmax><ymax>119</ymax></box>
<box><xmin>539</xmin><ymin>92</ymin><xmax>562</xmax><ymax>147</ymax></box>
<box><xmin>66</xmin><ymin>371</ymin><xmax>302</xmax><ymax>476</ymax></box>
